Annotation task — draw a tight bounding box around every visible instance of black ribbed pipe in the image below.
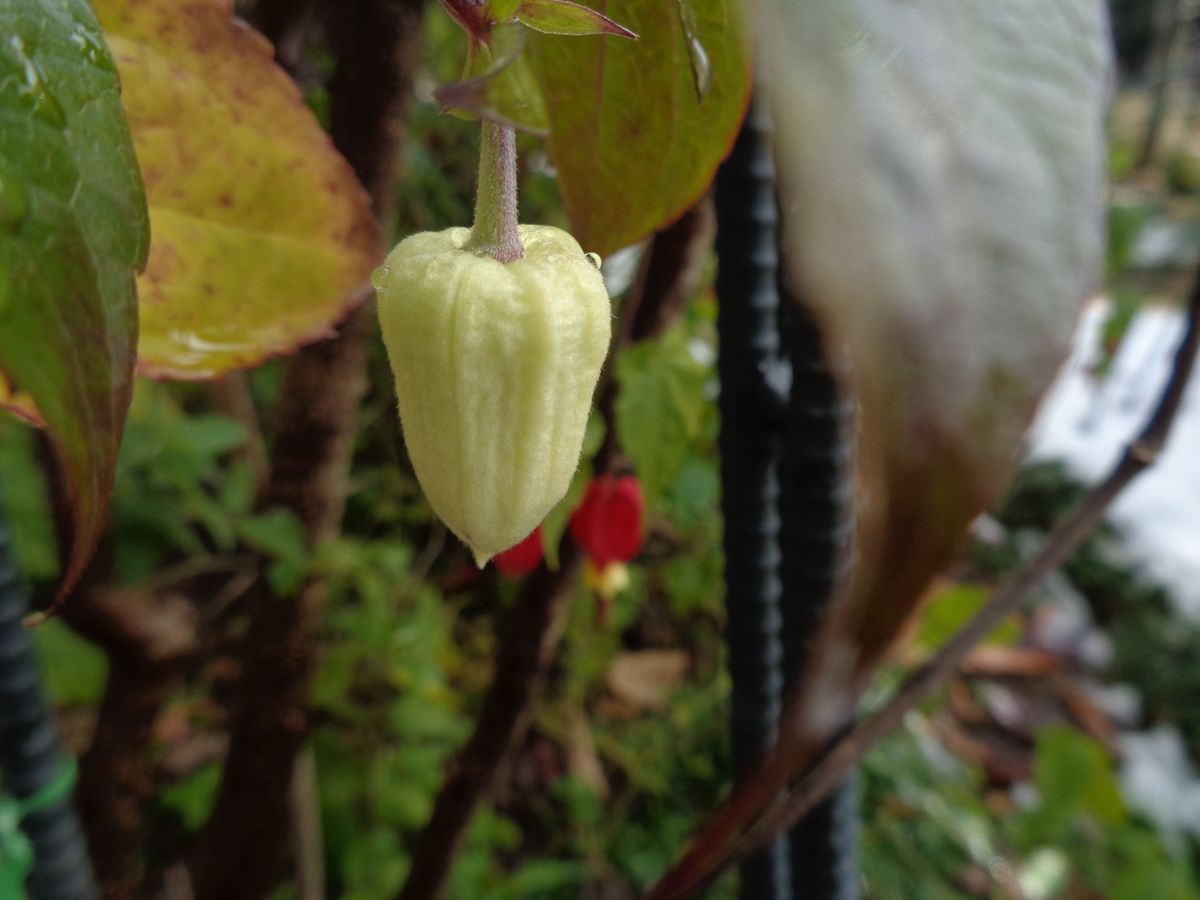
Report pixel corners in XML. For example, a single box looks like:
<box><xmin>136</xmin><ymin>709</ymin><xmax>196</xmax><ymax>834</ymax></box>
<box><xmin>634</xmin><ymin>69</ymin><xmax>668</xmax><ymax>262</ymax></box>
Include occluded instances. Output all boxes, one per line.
<box><xmin>778</xmin><ymin>297</ymin><xmax>860</xmax><ymax>900</ymax></box>
<box><xmin>0</xmin><ymin>486</ymin><xmax>98</xmax><ymax>900</ymax></box>
<box><xmin>715</xmin><ymin>98</ymin><xmax>793</xmax><ymax>900</ymax></box>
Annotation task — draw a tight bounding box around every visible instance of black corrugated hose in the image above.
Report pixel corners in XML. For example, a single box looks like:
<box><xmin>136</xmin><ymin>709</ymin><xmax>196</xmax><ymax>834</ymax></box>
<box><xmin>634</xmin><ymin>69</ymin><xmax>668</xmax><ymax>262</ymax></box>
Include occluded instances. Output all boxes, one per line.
<box><xmin>0</xmin><ymin>481</ymin><xmax>98</xmax><ymax>900</ymax></box>
<box><xmin>779</xmin><ymin>294</ymin><xmax>860</xmax><ymax>900</ymax></box>
<box><xmin>716</xmin><ymin>97</ymin><xmax>793</xmax><ymax>899</ymax></box>
<box><xmin>715</xmin><ymin>97</ymin><xmax>859</xmax><ymax>900</ymax></box>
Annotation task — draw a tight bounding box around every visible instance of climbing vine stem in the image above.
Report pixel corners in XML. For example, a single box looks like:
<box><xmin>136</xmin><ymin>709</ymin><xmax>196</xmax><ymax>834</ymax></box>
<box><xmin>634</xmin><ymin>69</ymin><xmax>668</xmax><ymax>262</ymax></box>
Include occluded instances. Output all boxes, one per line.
<box><xmin>467</xmin><ymin>120</ymin><xmax>523</xmax><ymax>263</ymax></box>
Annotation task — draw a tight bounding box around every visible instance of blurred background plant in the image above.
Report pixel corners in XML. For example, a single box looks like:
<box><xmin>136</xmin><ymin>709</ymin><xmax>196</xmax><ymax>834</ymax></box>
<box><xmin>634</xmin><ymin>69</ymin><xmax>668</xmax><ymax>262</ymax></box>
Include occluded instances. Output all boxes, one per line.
<box><xmin>2</xmin><ymin>0</ymin><xmax>1200</xmax><ymax>897</ymax></box>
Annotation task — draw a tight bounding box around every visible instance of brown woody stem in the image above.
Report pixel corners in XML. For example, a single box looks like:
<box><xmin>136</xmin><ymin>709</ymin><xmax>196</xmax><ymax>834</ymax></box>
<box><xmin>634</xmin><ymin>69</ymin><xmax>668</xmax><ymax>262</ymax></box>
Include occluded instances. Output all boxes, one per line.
<box><xmin>186</xmin><ymin>1</ymin><xmax>427</xmax><ymax>897</ymax></box>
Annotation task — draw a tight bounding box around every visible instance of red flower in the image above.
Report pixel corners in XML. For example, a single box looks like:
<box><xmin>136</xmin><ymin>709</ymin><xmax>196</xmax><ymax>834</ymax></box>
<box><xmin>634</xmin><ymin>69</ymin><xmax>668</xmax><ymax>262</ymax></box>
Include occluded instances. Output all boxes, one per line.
<box><xmin>569</xmin><ymin>475</ymin><xmax>644</xmax><ymax>567</ymax></box>
<box><xmin>492</xmin><ymin>527</ymin><xmax>544</xmax><ymax>576</ymax></box>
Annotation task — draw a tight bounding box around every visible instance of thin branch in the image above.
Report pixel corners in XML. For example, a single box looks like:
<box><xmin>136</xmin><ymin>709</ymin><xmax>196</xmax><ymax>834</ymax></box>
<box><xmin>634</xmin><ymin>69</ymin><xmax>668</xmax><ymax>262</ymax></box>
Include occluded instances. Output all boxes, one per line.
<box><xmin>33</xmin><ymin>427</ymin><xmax>204</xmax><ymax>897</ymax></box>
<box><xmin>396</xmin><ymin>199</ymin><xmax>717</xmax><ymax>900</ymax></box>
<box><xmin>397</xmin><ymin>541</ymin><xmax>583</xmax><ymax>900</ymax></box>
<box><xmin>76</xmin><ymin>641</ymin><xmax>192</xmax><ymax>899</ymax></box>
<box><xmin>187</xmin><ymin>2</ymin><xmax>427</xmax><ymax>898</ymax></box>
<box><xmin>1135</xmin><ymin>0</ymin><xmax>1188</xmax><ymax>171</ymax></box>
<box><xmin>649</xmin><ymin>275</ymin><xmax>1200</xmax><ymax>898</ymax></box>
<box><xmin>290</xmin><ymin>747</ymin><xmax>326</xmax><ymax>900</ymax></box>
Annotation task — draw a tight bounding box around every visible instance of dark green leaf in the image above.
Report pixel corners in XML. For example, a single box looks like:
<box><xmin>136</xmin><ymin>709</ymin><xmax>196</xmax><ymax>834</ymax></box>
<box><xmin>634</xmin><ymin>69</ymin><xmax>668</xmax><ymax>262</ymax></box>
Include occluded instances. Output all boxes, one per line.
<box><xmin>172</xmin><ymin>415</ymin><xmax>247</xmax><ymax>462</ymax></box>
<box><xmin>615</xmin><ymin>325</ymin><xmax>708</xmax><ymax>507</ymax></box>
<box><xmin>236</xmin><ymin>508</ymin><xmax>309</xmax><ymax>595</ymax></box>
<box><xmin>1022</xmin><ymin>726</ymin><xmax>1127</xmax><ymax>845</ymax></box>
<box><xmin>32</xmin><ymin>619</ymin><xmax>108</xmax><ymax>705</ymax></box>
<box><xmin>237</xmin><ymin>508</ymin><xmax>307</xmax><ymax>567</ymax></box>
<box><xmin>0</xmin><ymin>0</ymin><xmax>149</xmax><ymax>600</ymax></box>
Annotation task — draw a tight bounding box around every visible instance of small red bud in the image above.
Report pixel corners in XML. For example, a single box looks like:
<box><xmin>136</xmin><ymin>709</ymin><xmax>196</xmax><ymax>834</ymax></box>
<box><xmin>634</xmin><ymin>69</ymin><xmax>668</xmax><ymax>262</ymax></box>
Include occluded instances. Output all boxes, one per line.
<box><xmin>492</xmin><ymin>527</ymin><xmax>544</xmax><ymax>576</ymax></box>
<box><xmin>569</xmin><ymin>475</ymin><xmax>644</xmax><ymax>567</ymax></box>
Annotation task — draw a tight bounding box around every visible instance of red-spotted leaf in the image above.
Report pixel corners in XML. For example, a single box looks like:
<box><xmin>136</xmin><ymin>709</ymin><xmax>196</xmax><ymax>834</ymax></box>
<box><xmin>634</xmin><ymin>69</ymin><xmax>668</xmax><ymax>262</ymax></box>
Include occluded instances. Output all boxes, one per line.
<box><xmin>529</xmin><ymin>0</ymin><xmax>750</xmax><ymax>256</ymax></box>
<box><xmin>517</xmin><ymin>0</ymin><xmax>637</xmax><ymax>38</ymax></box>
<box><xmin>0</xmin><ymin>0</ymin><xmax>149</xmax><ymax>599</ymax></box>
<box><xmin>93</xmin><ymin>0</ymin><xmax>380</xmax><ymax>380</ymax></box>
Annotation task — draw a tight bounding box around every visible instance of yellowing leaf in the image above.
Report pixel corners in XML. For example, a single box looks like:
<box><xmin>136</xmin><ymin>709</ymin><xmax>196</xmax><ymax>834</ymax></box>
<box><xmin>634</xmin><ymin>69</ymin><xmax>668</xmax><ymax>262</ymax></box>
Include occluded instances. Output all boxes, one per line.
<box><xmin>529</xmin><ymin>0</ymin><xmax>750</xmax><ymax>256</ymax></box>
<box><xmin>94</xmin><ymin>0</ymin><xmax>380</xmax><ymax>380</ymax></box>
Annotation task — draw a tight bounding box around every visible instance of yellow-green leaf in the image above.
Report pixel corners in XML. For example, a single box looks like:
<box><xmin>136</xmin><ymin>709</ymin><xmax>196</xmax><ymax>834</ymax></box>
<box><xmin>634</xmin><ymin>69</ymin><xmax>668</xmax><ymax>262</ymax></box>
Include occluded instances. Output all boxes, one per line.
<box><xmin>436</xmin><ymin>23</ymin><xmax>549</xmax><ymax>133</ymax></box>
<box><xmin>93</xmin><ymin>0</ymin><xmax>380</xmax><ymax>380</ymax></box>
<box><xmin>528</xmin><ymin>0</ymin><xmax>750</xmax><ymax>256</ymax></box>
<box><xmin>516</xmin><ymin>0</ymin><xmax>637</xmax><ymax>38</ymax></box>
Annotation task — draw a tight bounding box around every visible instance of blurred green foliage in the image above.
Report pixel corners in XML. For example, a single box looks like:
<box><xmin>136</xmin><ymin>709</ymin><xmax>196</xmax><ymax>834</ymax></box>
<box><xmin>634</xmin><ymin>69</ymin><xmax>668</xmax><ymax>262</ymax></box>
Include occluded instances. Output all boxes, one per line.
<box><xmin>863</xmin><ymin>719</ymin><xmax>1200</xmax><ymax>900</ymax></box>
<box><xmin>4</xmin><ymin>6</ymin><xmax>1200</xmax><ymax>897</ymax></box>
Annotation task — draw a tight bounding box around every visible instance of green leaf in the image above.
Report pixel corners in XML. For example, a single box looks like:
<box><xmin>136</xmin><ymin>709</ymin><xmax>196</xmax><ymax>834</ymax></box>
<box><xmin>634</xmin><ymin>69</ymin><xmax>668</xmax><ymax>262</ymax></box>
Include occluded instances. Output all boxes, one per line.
<box><xmin>1024</xmin><ymin>726</ymin><xmax>1127</xmax><ymax>844</ymax></box>
<box><xmin>32</xmin><ymin>618</ymin><xmax>108</xmax><ymax>705</ymax></box>
<box><xmin>673</xmin><ymin>0</ymin><xmax>711</xmax><ymax>98</ymax></box>
<box><xmin>159</xmin><ymin>762</ymin><xmax>221</xmax><ymax>832</ymax></box>
<box><xmin>436</xmin><ymin>23</ymin><xmax>549</xmax><ymax>133</ymax></box>
<box><xmin>173</xmin><ymin>415</ymin><xmax>247</xmax><ymax>461</ymax></box>
<box><xmin>236</xmin><ymin>508</ymin><xmax>309</xmax><ymax>595</ymax></box>
<box><xmin>0</xmin><ymin>418</ymin><xmax>59</xmax><ymax>580</ymax></box>
<box><xmin>0</xmin><ymin>0</ymin><xmax>149</xmax><ymax>600</ymax></box>
<box><xmin>516</xmin><ymin>0</ymin><xmax>637</xmax><ymax>38</ymax></box>
<box><xmin>528</xmin><ymin>0</ymin><xmax>751</xmax><ymax>255</ymax></box>
<box><xmin>488</xmin><ymin>0</ymin><xmax>523</xmax><ymax>21</ymax></box>
<box><xmin>615</xmin><ymin>325</ymin><xmax>708</xmax><ymax>507</ymax></box>
<box><xmin>217</xmin><ymin>461</ymin><xmax>255</xmax><ymax>517</ymax></box>
<box><xmin>914</xmin><ymin>583</ymin><xmax>1020</xmax><ymax>651</ymax></box>
<box><xmin>499</xmin><ymin>859</ymin><xmax>585</xmax><ymax>896</ymax></box>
